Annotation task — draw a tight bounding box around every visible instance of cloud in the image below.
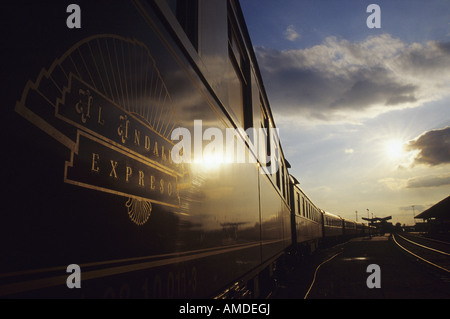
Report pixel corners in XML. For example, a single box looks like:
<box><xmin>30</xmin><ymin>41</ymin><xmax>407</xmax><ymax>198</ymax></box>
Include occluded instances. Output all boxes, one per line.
<box><xmin>379</xmin><ymin>173</ymin><xmax>450</xmax><ymax>190</ymax></box>
<box><xmin>283</xmin><ymin>25</ymin><xmax>300</xmax><ymax>42</ymax></box>
<box><xmin>255</xmin><ymin>34</ymin><xmax>450</xmax><ymax>123</ymax></box>
<box><xmin>406</xmin><ymin>127</ymin><xmax>450</xmax><ymax>166</ymax></box>
<box><xmin>406</xmin><ymin>173</ymin><xmax>450</xmax><ymax>188</ymax></box>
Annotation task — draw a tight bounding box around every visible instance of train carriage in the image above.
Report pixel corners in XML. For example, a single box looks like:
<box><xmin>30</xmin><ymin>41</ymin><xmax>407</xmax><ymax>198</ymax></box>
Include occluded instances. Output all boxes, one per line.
<box><xmin>322</xmin><ymin>211</ymin><xmax>344</xmax><ymax>244</ymax></box>
<box><xmin>289</xmin><ymin>177</ymin><xmax>322</xmax><ymax>254</ymax></box>
<box><xmin>1</xmin><ymin>0</ymin><xmax>292</xmax><ymax>299</ymax></box>
<box><xmin>356</xmin><ymin>222</ymin><xmax>369</xmax><ymax>236</ymax></box>
<box><xmin>343</xmin><ymin>218</ymin><xmax>358</xmax><ymax>238</ymax></box>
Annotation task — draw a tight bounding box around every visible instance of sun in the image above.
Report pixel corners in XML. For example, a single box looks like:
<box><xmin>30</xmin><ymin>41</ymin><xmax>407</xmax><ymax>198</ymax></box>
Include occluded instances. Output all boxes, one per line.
<box><xmin>385</xmin><ymin>138</ymin><xmax>405</xmax><ymax>160</ymax></box>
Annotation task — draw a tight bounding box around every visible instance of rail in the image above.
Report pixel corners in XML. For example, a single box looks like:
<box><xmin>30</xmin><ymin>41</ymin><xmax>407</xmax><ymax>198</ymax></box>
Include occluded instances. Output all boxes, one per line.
<box><xmin>392</xmin><ymin>233</ymin><xmax>450</xmax><ymax>274</ymax></box>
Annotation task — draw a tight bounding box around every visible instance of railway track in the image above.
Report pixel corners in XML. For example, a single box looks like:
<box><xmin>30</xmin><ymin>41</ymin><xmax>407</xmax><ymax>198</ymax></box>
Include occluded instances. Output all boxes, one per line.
<box><xmin>392</xmin><ymin>233</ymin><xmax>450</xmax><ymax>280</ymax></box>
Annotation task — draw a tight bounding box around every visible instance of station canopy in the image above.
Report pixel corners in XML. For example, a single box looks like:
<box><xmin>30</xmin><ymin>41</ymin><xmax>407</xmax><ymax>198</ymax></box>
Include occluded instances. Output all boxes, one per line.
<box><xmin>415</xmin><ymin>196</ymin><xmax>450</xmax><ymax>220</ymax></box>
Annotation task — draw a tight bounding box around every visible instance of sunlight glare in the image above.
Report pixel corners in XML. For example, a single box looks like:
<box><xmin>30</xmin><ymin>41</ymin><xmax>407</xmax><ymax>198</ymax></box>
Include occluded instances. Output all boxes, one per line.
<box><xmin>385</xmin><ymin>139</ymin><xmax>404</xmax><ymax>160</ymax></box>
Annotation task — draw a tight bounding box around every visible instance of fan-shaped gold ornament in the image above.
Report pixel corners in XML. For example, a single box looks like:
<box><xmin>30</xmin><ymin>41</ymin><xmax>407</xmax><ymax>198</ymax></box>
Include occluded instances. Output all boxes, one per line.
<box><xmin>15</xmin><ymin>34</ymin><xmax>183</xmax><ymax>226</ymax></box>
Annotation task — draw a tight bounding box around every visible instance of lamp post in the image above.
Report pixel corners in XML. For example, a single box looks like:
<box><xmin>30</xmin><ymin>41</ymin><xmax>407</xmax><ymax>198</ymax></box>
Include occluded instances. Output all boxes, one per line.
<box><xmin>367</xmin><ymin>209</ymin><xmax>371</xmax><ymax>239</ymax></box>
<box><xmin>412</xmin><ymin>205</ymin><xmax>415</xmax><ymax>226</ymax></box>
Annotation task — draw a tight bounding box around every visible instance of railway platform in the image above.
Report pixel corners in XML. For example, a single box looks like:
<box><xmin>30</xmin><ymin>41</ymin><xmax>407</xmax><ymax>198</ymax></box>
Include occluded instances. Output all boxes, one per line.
<box><xmin>272</xmin><ymin>234</ymin><xmax>450</xmax><ymax>299</ymax></box>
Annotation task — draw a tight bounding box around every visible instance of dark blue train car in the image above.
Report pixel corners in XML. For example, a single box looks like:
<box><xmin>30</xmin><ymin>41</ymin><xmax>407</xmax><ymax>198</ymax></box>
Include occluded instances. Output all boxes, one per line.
<box><xmin>1</xmin><ymin>0</ymin><xmax>292</xmax><ymax>298</ymax></box>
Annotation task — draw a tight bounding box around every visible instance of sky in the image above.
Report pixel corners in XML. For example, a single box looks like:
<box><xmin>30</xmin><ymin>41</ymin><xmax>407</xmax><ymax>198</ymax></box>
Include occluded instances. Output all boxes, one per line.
<box><xmin>240</xmin><ymin>0</ymin><xmax>450</xmax><ymax>225</ymax></box>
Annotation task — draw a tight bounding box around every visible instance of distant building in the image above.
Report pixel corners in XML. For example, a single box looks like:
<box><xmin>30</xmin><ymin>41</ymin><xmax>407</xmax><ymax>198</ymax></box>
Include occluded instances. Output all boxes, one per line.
<box><xmin>415</xmin><ymin>196</ymin><xmax>450</xmax><ymax>234</ymax></box>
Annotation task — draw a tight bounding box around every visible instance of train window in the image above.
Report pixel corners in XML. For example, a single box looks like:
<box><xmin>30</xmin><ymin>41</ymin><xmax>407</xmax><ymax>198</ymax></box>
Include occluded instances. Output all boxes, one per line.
<box><xmin>227</xmin><ymin>2</ymin><xmax>250</xmax><ymax>128</ymax></box>
<box><xmin>227</xmin><ymin>56</ymin><xmax>244</xmax><ymax>125</ymax></box>
<box><xmin>276</xmin><ymin>161</ymin><xmax>281</xmax><ymax>190</ymax></box>
<box><xmin>285</xmin><ymin>168</ymin><xmax>289</xmax><ymax>201</ymax></box>
<box><xmin>302</xmin><ymin>198</ymin><xmax>305</xmax><ymax>217</ymax></box>
<box><xmin>297</xmin><ymin>193</ymin><xmax>301</xmax><ymax>216</ymax></box>
<box><xmin>260</xmin><ymin>98</ymin><xmax>270</xmax><ymax>156</ymax></box>
<box><xmin>286</xmin><ymin>181</ymin><xmax>290</xmax><ymax>208</ymax></box>
<box><xmin>166</xmin><ymin>0</ymin><xmax>199</xmax><ymax>50</ymax></box>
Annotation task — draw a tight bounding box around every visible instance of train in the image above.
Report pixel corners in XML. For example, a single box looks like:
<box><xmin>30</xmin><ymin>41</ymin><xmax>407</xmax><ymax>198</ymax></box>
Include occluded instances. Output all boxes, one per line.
<box><xmin>289</xmin><ymin>178</ymin><xmax>368</xmax><ymax>258</ymax></box>
<box><xmin>1</xmin><ymin>0</ymin><xmax>367</xmax><ymax>299</ymax></box>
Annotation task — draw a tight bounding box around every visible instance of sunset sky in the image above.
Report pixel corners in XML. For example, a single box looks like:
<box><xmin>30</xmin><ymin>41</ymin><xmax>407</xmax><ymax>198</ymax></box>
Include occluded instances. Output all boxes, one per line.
<box><xmin>240</xmin><ymin>0</ymin><xmax>450</xmax><ymax>225</ymax></box>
